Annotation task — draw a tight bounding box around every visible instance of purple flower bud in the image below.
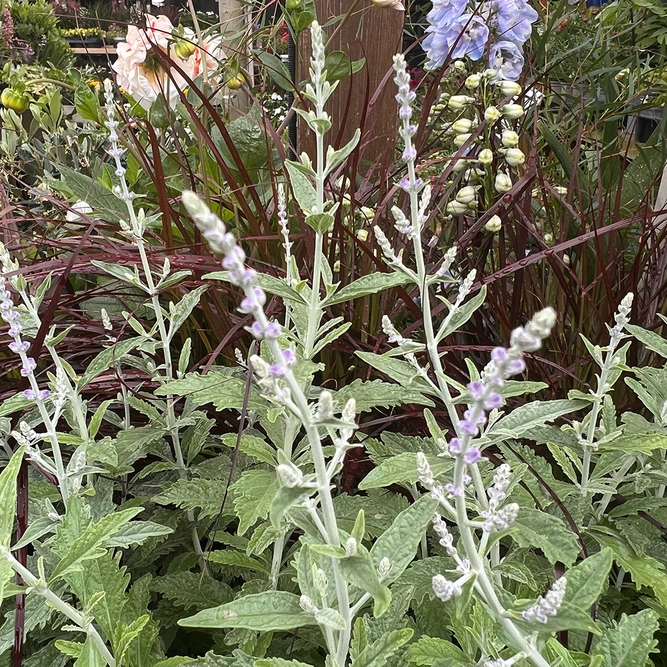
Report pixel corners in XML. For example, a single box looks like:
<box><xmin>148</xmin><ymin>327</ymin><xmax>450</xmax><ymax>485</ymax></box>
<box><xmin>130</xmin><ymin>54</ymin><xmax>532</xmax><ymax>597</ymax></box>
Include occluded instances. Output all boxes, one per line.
<box><xmin>464</xmin><ymin>447</ymin><xmax>481</xmax><ymax>465</ymax></box>
<box><xmin>402</xmin><ymin>147</ymin><xmax>417</xmax><ymax>162</ymax></box>
<box><xmin>491</xmin><ymin>347</ymin><xmax>508</xmax><ymax>362</ymax></box>
<box><xmin>9</xmin><ymin>341</ymin><xmax>29</xmax><ymax>353</ymax></box>
<box><xmin>239</xmin><ymin>297</ymin><xmax>256</xmax><ymax>313</ymax></box>
<box><xmin>23</xmin><ymin>389</ymin><xmax>35</xmax><ymax>400</ymax></box>
<box><xmin>265</xmin><ymin>322</ymin><xmax>281</xmax><ymax>339</ymax></box>
<box><xmin>448</xmin><ymin>437</ymin><xmax>462</xmax><ymax>454</ymax></box>
<box><xmin>485</xmin><ymin>392</ymin><xmax>504</xmax><ymax>409</ymax></box>
<box><xmin>9</xmin><ymin>323</ymin><xmax>22</xmax><ymax>337</ymax></box>
<box><xmin>38</xmin><ymin>390</ymin><xmax>50</xmax><ymax>400</ymax></box>
<box><xmin>399</xmin><ymin>106</ymin><xmax>412</xmax><ymax>119</ymax></box>
<box><xmin>508</xmin><ymin>358</ymin><xmax>526</xmax><ymax>374</ymax></box>
<box><xmin>1</xmin><ymin>309</ymin><xmax>18</xmax><ymax>323</ymax></box>
<box><xmin>21</xmin><ymin>357</ymin><xmax>36</xmax><ymax>377</ymax></box>
<box><xmin>251</xmin><ymin>322</ymin><xmax>264</xmax><ymax>339</ymax></box>
<box><xmin>462</xmin><ymin>473</ymin><xmax>471</xmax><ymax>484</ymax></box>
<box><xmin>268</xmin><ymin>364</ymin><xmax>285</xmax><ymax>378</ymax></box>
<box><xmin>467</xmin><ymin>380</ymin><xmax>484</xmax><ymax>401</ymax></box>
<box><xmin>1</xmin><ymin>299</ymin><xmax>12</xmax><ymax>310</ymax></box>
<box><xmin>459</xmin><ymin>419</ymin><xmax>479</xmax><ymax>436</ymax></box>
<box><xmin>282</xmin><ymin>349</ymin><xmax>296</xmax><ymax>366</ymax></box>
<box><xmin>241</xmin><ymin>268</ymin><xmax>257</xmax><ymax>285</ymax></box>
<box><xmin>445</xmin><ymin>483</ymin><xmax>463</xmax><ymax>497</ymax></box>
<box><xmin>253</xmin><ymin>287</ymin><xmax>266</xmax><ymax>306</ymax></box>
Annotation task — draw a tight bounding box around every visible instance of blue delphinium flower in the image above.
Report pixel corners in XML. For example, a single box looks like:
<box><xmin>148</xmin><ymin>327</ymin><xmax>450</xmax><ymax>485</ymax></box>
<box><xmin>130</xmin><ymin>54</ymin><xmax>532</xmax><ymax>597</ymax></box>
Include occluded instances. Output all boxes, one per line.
<box><xmin>423</xmin><ymin>0</ymin><xmax>468</xmax><ymax>68</ymax></box>
<box><xmin>489</xmin><ymin>40</ymin><xmax>525</xmax><ymax>81</ymax></box>
<box><xmin>450</xmin><ymin>14</ymin><xmax>490</xmax><ymax>60</ymax></box>
<box><xmin>493</xmin><ymin>0</ymin><xmax>538</xmax><ymax>45</ymax></box>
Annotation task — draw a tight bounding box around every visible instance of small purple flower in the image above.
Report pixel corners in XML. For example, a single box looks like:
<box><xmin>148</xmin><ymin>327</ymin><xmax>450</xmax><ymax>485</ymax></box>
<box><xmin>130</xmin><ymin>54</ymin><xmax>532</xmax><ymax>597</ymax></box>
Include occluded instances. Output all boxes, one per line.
<box><xmin>282</xmin><ymin>349</ymin><xmax>297</xmax><ymax>366</ymax></box>
<box><xmin>1</xmin><ymin>309</ymin><xmax>18</xmax><ymax>323</ymax></box>
<box><xmin>485</xmin><ymin>392</ymin><xmax>504</xmax><ymax>409</ymax></box>
<box><xmin>21</xmin><ymin>357</ymin><xmax>36</xmax><ymax>377</ymax></box>
<box><xmin>265</xmin><ymin>322</ymin><xmax>281</xmax><ymax>339</ymax></box>
<box><xmin>38</xmin><ymin>390</ymin><xmax>50</xmax><ymax>400</ymax></box>
<box><xmin>459</xmin><ymin>419</ymin><xmax>479</xmax><ymax>436</ymax></box>
<box><xmin>268</xmin><ymin>364</ymin><xmax>285</xmax><ymax>378</ymax></box>
<box><xmin>508</xmin><ymin>358</ymin><xmax>526</xmax><ymax>374</ymax></box>
<box><xmin>241</xmin><ymin>268</ymin><xmax>257</xmax><ymax>285</ymax></box>
<box><xmin>9</xmin><ymin>323</ymin><xmax>22</xmax><ymax>337</ymax></box>
<box><xmin>467</xmin><ymin>380</ymin><xmax>484</xmax><ymax>400</ymax></box>
<box><xmin>423</xmin><ymin>0</ymin><xmax>468</xmax><ymax>68</ymax></box>
<box><xmin>9</xmin><ymin>341</ymin><xmax>29</xmax><ymax>353</ymax></box>
<box><xmin>464</xmin><ymin>447</ymin><xmax>481</xmax><ymax>464</ymax></box>
<box><xmin>491</xmin><ymin>347</ymin><xmax>508</xmax><ymax>362</ymax></box>
<box><xmin>251</xmin><ymin>322</ymin><xmax>264</xmax><ymax>339</ymax></box>
<box><xmin>23</xmin><ymin>389</ymin><xmax>35</xmax><ymax>400</ymax></box>
<box><xmin>448</xmin><ymin>437</ymin><xmax>462</xmax><ymax>454</ymax></box>
<box><xmin>253</xmin><ymin>287</ymin><xmax>266</xmax><ymax>306</ymax></box>
<box><xmin>402</xmin><ymin>147</ymin><xmax>417</xmax><ymax>162</ymax></box>
<box><xmin>489</xmin><ymin>40</ymin><xmax>525</xmax><ymax>82</ymax></box>
<box><xmin>399</xmin><ymin>106</ymin><xmax>412</xmax><ymax>119</ymax></box>
<box><xmin>445</xmin><ymin>483</ymin><xmax>463</xmax><ymax>497</ymax></box>
<box><xmin>239</xmin><ymin>297</ymin><xmax>256</xmax><ymax>313</ymax></box>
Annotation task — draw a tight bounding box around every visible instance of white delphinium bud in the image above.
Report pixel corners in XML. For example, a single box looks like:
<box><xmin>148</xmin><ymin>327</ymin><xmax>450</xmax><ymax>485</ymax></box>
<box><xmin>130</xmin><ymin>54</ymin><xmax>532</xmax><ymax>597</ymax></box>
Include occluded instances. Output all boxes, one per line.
<box><xmin>454</xmin><ymin>133</ymin><xmax>473</xmax><ymax>147</ymax></box>
<box><xmin>484</xmin><ymin>215</ymin><xmax>502</xmax><ymax>233</ymax></box>
<box><xmin>452</xmin><ymin>118</ymin><xmax>473</xmax><ymax>134</ymax></box>
<box><xmin>299</xmin><ymin>594</ymin><xmax>318</xmax><ymax>614</ymax></box>
<box><xmin>455</xmin><ymin>186</ymin><xmax>477</xmax><ymax>205</ymax></box>
<box><xmin>333</xmin><ymin>260</ymin><xmax>341</xmax><ymax>272</ymax></box>
<box><xmin>446</xmin><ymin>200</ymin><xmax>469</xmax><ymax>215</ymax></box>
<box><xmin>432</xmin><ymin>574</ymin><xmax>462</xmax><ymax>602</ymax></box>
<box><xmin>357</xmin><ymin>229</ymin><xmax>369</xmax><ymax>242</ymax></box>
<box><xmin>453</xmin><ymin>60</ymin><xmax>466</xmax><ymax>71</ymax></box>
<box><xmin>495</xmin><ymin>172</ymin><xmax>512</xmax><ymax>193</ymax></box>
<box><xmin>501</xmin><ymin>130</ymin><xmax>519</xmax><ymax>147</ymax></box>
<box><xmin>501</xmin><ymin>104</ymin><xmax>525</xmax><ymax>119</ymax></box>
<box><xmin>378</xmin><ymin>557</ymin><xmax>392</xmax><ymax>578</ymax></box>
<box><xmin>277</xmin><ymin>462</ymin><xmax>304</xmax><ymax>488</ymax></box>
<box><xmin>563</xmin><ymin>254</ymin><xmax>571</xmax><ymax>265</ymax></box>
<box><xmin>483</xmin><ymin>68</ymin><xmax>497</xmax><ymax>79</ymax></box>
<box><xmin>478</xmin><ymin>148</ymin><xmax>494</xmax><ymax>165</ymax></box>
<box><xmin>416</xmin><ymin>452</ymin><xmax>435</xmax><ymax>489</ymax></box>
<box><xmin>345</xmin><ymin>537</ymin><xmax>358</xmax><ymax>557</ymax></box>
<box><xmin>505</xmin><ymin>148</ymin><xmax>526</xmax><ymax>167</ymax></box>
<box><xmin>498</xmin><ymin>80</ymin><xmax>522</xmax><ymax>96</ymax></box>
<box><xmin>521</xmin><ymin>577</ymin><xmax>567</xmax><ymax>623</ymax></box>
<box><xmin>448</xmin><ymin>95</ymin><xmax>474</xmax><ymax>110</ymax></box>
<box><xmin>544</xmin><ymin>233</ymin><xmax>553</xmax><ymax>244</ymax></box>
<box><xmin>465</xmin><ymin>74</ymin><xmax>481</xmax><ymax>89</ymax></box>
<box><xmin>484</xmin><ymin>106</ymin><xmax>501</xmax><ymax>123</ymax></box>
<box><xmin>315</xmin><ymin>390</ymin><xmax>334</xmax><ymax>421</ymax></box>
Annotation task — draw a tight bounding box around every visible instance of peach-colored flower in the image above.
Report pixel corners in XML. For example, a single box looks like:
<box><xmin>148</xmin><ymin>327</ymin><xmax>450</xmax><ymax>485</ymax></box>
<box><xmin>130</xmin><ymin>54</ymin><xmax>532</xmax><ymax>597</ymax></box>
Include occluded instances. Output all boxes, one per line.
<box><xmin>189</xmin><ymin>32</ymin><xmax>225</xmax><ymax>81</ymax></box>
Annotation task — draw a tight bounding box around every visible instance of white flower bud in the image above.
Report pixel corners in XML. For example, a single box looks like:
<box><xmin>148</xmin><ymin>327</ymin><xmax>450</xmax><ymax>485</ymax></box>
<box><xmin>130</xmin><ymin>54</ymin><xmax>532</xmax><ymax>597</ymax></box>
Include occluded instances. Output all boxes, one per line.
<box><xmin>453</xmin><ymin>60</ymin><xmax>466</xmax><ymax>71</ymax></box>
<box><xmin>448</xmin><ymin>95</ymin><xmax>474</xmax><ymax>110</ymax></box>
<box><xmin>345</xmin><ymin>537</ymin><xmax>358</xmax><ymax>557</ymax></box>
<box><xmin>357</xmin><ymin>229</ymin><xmax>369</xmax><ymax>242</ymax></box>
<box><xmin>494</xmin><ymin>172</ymin><xmax>513</xmax><ymax>193</ymax></box>
<box><xmin>477</xmin><ymin>148</ymin><xmax>494</xmax><ymax>165</ymax></box>
<box><xmin>544</xmin><ymin>233</ymin><xmax>553</xmax><ymax>244</ymax></box>
<box><xmin>452</xmin><ymin>118</ymin><xmax>473</xmax><ymax>134</ymax></box>
<box><xmin>554</xmin><ymin>185</ymin><xmax>568</xmax><ymax>195</ymax></box>
<box><xmin>333</xmin><ymin>260</ymin><xmax>341</xmax><ymax>272</ymax></box>
<box><xmin>465</xmin><ymin>74</ymin><xmax>481</xmax><ymax>89</ymax></box>
<box><xmin>563</xmin><ymin>254</ymin><xmax>571</xmax><ymax>265</ymax></box>
<box><xmin>456</xmin><ymin>186</ymin><xmax>477</xmax><ymax>204</ymax></box>
<box><xmin>615</xmin><ymin>68</ymin><xmax>629</xmax><ymax>82</ymax></box>
<box><xmin>484</xmin><ymin>215</ymin><xmax>502</xmax><ymax>233</ymax></box>
<box><xmin>299</xmin><ymin>594</ymin><xmax>318</xmax><ymax>614</ymax></box>
<box><xmin>484</xmin><ymin>106</ymin><xmax>501</xmax><ymax>123</ymax></box>
<box><xmin>483</xmin><ymin>68</ymin><xmax>497</xmax><ymax>79</ymax></box>
<box><xmin>446</xmin><ymin>200</ymin><xmax>469</xmax><ymax>215</ymax></box>
<box><xmin>277</xmin><ymin>462</ymin><xmax>303</xmax><ymax>488</ymax></box>
<box><xmin>501</xmin><ymin>104</ymin><xmax>525</xmax><ymax>119</ymax></box>
<box><xmin>498</xmin><ymin>80</ymin><xmax>522</xmax><ymax>96</ymax></box>
<box><xmin>451</xmin><ymin>159</ymin><xmax>471</xmax><ymax>172</ymax></box>
<box><xmin>501</xmin><ymin>130</ymin><xmax>519</xmax><ymax>147</ymax></box>
<box><xmin>454</xmin><ymin>133</ymin><xmax>472</xmax><ymax>147</ymax></box>
<box><xmin>505</xmin><ymin>148</ymin><xmax>526</xmax><ymax>167</ymax></box>
<box><xmin>359</xmin><ymin>206</ymin><xmax>375</xmax><ymax>220</ymax></box>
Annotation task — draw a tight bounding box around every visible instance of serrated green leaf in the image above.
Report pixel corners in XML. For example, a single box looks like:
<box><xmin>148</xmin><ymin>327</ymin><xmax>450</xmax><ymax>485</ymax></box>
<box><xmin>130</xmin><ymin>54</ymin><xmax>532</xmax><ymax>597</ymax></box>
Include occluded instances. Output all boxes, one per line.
<box><xmin>563</xmin><ymin>548</ymin><xmax>612</xmax><ymax>610</ymax></box>
<box><xmin>370</xmin><ymin>495</ymin><xmax>439</xmax><ymax>585</ymax></box>
<box><xmin>405</xmin><ymin>636</ymin><xmax>470</xmax><ymax>665</ymax></box>
<box><xmin>178</xmin><ymin>590</ymin><xmax>316</xmax><ymax>630</ymax></box>
<box><xmin>73</xmin><ymin>637</ymin><xmax>105</xmax><ymax>667</ymax></box>
<box><xmin>436</xmin><ymin>286</ymin><xmax>487</xmax><ymax>342</ymax></box>
<box><xmin>152</xmin><ymin>572</ymin><xmax>233</xmax><ymax>610</ymax></box>
<box><xmin>591</xmin><ymin>609</ymin><xmax>659</xmax><ymax>667</ymax></box>
<box><xmin>80</xmin><ymin>339</ymin><xmax>142</xmax><ymax>388</ymax></box>
<box><xmin>206</xmin><ymin>550</ymin><xmax>269</xmax><ymax>573</ymax></box>
<box><xmin>598</xmin><ymin>433</ymin><xmax>667</xmax><ymax>453</ymax></box>
<box><xmin>154</xmin><ymin>478</ymin><xmax>228</xmax><ymax>520</ymax></box>
<box><xmin>626</xmin><ymin>324</ymin><xmax>667</xmax><ymax>358</ymax></box>
<box><xmin>326</xmin><ymin>273</ymin><xmax>413</xmax><ymax>306</ymax></box>
<box><xmin>512</xmin><ymin>508</ymin><xmax>580</xmax><ymax>567</ymax></box>
<box><xmin>232</xmin><ymin>470</ymin><xmax>279</xmax><ymax>535</ymax></box>
<box><xmin>487</xmin><ymin>400</ymin><xmax>586</xmax><ymax>441</ymax></box>
<box><xmin>105</xmin><ymin>521</ymin><xmax>173</xmax><ymax>548</ymax></box>
<box><xmin>351</xmin><ymin>628</ymin><xmax>413</xmax><ymax>667</ymax></box>
<box><xmin>359</xmin><ymin>453</ymin><xmax>449</xmax><ymax>491</ymax></box>
<box><xmin>356</xmin><ymin>352</ymin><xmax>436</xmax><ymax>395</ymax></box>
<box><xmin>168</xmin><ymin>286</ymin><xmax>208</xmax><ymax>340</ymax></box>
<box><xmin>50</xmin><ymin>508</ymin><xmax>143</xmax><ymax>581</ymax></box>
<box><xmin>333</xmin><ymin>379</ymin><xmax>433</xmax><ymax>413</ymax></box>
<box><xmin>56</xmin><ymin>165</ymin><xmax>127</xmax><ymax>222</ymax></box>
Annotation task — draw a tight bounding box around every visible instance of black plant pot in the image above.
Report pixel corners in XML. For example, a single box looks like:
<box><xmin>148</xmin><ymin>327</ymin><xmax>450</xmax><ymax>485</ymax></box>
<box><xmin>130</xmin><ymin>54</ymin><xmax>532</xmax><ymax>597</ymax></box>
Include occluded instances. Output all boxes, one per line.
<box><xmin>66</xmin><ymin>37</ymin><xmax>103</xmax><ymax>48</ymax></box>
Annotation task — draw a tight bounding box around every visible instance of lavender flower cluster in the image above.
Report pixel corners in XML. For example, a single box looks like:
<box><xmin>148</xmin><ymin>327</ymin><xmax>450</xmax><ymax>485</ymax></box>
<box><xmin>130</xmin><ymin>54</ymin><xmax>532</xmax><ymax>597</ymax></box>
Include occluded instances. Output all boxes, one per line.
<box><xmin>423</xmin><ymin>0</ymin><xmax>538</xmax><ymax>80</ymax></box>
<box><xmin>0</xmin><ymin>278</ymin><xmax>49</xmax><ymax>402</ymax></box>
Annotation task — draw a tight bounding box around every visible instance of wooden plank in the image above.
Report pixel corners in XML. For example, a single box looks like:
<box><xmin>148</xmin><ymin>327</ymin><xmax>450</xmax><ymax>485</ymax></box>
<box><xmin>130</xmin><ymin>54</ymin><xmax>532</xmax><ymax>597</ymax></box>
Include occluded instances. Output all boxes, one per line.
<box><xmin>71</xmin><ymin>46</ymin><xmax>117</xmax><ymax>55</ymax></box>
<box><xmin>297</xmin><ymin>3</ymin><xmax>404</xmax><ymax>172</ymax></box>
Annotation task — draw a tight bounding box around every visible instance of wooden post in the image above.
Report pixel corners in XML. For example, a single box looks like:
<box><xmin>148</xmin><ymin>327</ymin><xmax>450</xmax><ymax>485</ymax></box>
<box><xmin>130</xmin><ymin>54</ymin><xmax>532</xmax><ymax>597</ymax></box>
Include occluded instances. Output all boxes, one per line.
<box><xmin>298</xmin><ymin>2</ymin><xmax>404</xmax><ymax>172</ymax></box>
